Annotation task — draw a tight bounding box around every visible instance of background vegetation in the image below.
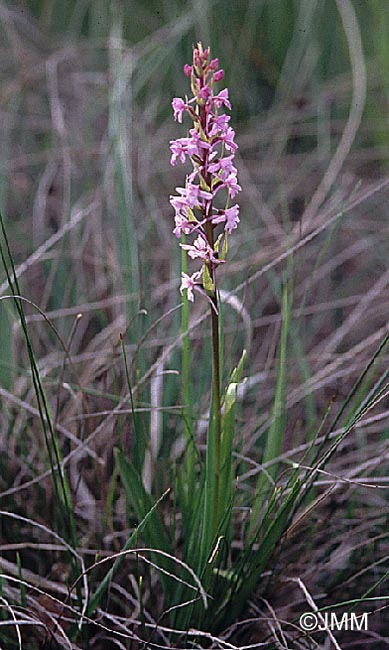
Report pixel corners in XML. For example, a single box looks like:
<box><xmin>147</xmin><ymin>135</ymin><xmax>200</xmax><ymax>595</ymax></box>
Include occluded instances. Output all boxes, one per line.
<box><xmin>0</xmin><ymin>0</ymin><xmax>388</xmax><ymax>648</ymax></box>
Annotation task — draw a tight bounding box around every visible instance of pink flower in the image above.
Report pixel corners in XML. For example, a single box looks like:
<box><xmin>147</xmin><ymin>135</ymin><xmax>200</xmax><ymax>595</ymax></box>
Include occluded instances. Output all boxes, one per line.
<box><xmin>213</xmin><ymin>88</ymin><xmax>231</xmax><ymax>110</ymax></box>
<box><xmin>170</xmin><ymin>193</ymin><xmax>186</xmax><ymax>213</ymax></box>
<box><xmin>171</xmin><ymin>185</ymin><xmax>196</xmax><ymax>210</ymax></box>
<box><xmin>224</xmin><ymin>205</ymin><xmax>240</xmax><ymax>233</ymax></box>
<box><xmin>170</xmin><ymin>137</ymin><xmax>199</xmax><ymax>165</ymax></box>
<box><xmin>172</xmin><ymin>97</ymin><xmax>187</xmax><ymax>123</ymax></box>
<box><xmin>196</xmin><ymin>187</ymin><xmax>213</xmax><ymax>203</ymax></box>
<box><xmin>181</xmin><ymin>235</ymin><xmax>210</xmax><ymax>260</ymax></box>
<box><xmin>173</xmin><ymin>213</ymin><xmax>193</xmax><ymax>238</ymax></box>
<box><xmin>188</xmin><ymin>128</ymin><xmax>212</xmax><ymax>153</ymax></box>
<box><xmin>180</xmin><ymin>271</ymin><xmax>201</xmax><ymax>301</ymax></box>
<box><xmin>211</xmin><ymin>205</ymin><xmax>240</xmax><ymax>233</ymax></box>
<box><xmin>183</xmin><ymin>64</ymin><xmax>193</xmax><ymax>77</ymax></box>
<box><xmin>223</xmin><ymin>173</ymin><xmax>242</xmax><ymax>198</ymax></box>
<box><xmin>211</xmin><ymin>212</ymin><xmax>226</xmax><ymax>227</ymax></box>
<box><xmin>181</xmin><ymin>236</ymin><xmax>222</xmax><ymax>264</ymax></box>
<box><xmin>219</xmin><ymin>126</ymin><xmax>238</xmax><ymax>152</ymax></box>
<box><xmin>171</xmin><ymin>183</ymin><xmax>213</xmax><ymax>212</ymax></box>
<box><xmin>220</xmin><ymin>157</ymin><xmax>238</xmax><ymax>178</ymax></box>
<box><xmin>199</xmin><ymin>85</ymin><xmax>212</xmax><ymax>100</ymax></box>
<box><xmin>208</xmin><ymin>155</ymin><xmax>235</xmax><ymax>176</ymax></box>
<box><xmin>209</xmin><ymin>114</ymin><xmax>230</xmax><ymax>136</ymax></box>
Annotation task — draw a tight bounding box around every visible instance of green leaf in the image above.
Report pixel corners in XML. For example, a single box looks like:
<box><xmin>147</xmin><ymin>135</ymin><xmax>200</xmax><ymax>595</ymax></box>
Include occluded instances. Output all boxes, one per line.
<box><xmin>115</xmin><ymin>448</ymin><xmax>171</xmax><ymax>554</ymax></box>
<box><xmin>199</xmin><ymin>174</ymin><xmax>211</xmax><ymax>192</ymax></box>
<box><xmin>214</xmin><ymin>233</ymin><xmax>223</xmax><ymax>253</ymax></box>
<box><xmin>88</xmin><ymin>485</ymin><xmax>170</xmax><ymax>615</ymax></box>
<box><xmin>249</xmin><ymin>280</ymin><xmax>291</xmax><ymax>536</ymax></box>
<box><xmin>225</xmin><ymin>349</ymin><xmax>246</xmax><ymax>400</ymax></box>
<box><xmin>16</xmin><ymin>553</ymin><xmax>26</xmax><ymax>608</ymax></box>
<box><xmin>186</xmin><ymin>206</ymin><xmax>197</xmax><ymax>222</ymax></box>
<box><xmin>203</xmin><ymin>264</ymin><xmax>214</xmax><ymax>293</ymax></box>
<box><xmin>220</xmin><ymin>233</ymin><xmax>228</xmax><ymax>260</ymax></box>
<box><xmin>218</xmin><ymin>350</ymin><xmax>246</xmax><ymax>529</ymax></box>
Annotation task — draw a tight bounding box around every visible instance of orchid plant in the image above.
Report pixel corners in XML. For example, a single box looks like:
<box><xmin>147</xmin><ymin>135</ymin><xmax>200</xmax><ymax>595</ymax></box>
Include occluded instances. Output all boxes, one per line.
<box><xmin>170</xmin><ymin>44</ymin><xmax>243</xmax><ymax>555</ymax></box>
<box><xmin>166</xmin><ymin>46</ymin><xmax>248</xmax><ymax>633</ymax></box>
<box><xmin>118</xmin><ymin>43</ymin><xmax>341</xmax><ymax>637</ymax></box>
<box><xmin>111</xmin><ymin>44</ymin><xmax>383</xmax><ymax>638</ymax></box>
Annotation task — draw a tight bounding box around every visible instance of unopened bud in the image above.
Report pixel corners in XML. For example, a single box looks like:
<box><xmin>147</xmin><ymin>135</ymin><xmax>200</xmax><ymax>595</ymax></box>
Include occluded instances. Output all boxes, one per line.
<box><xmin>213</xmin><ymin>69</ymin><xmax>224</xmax><ymax>82</ymax></box>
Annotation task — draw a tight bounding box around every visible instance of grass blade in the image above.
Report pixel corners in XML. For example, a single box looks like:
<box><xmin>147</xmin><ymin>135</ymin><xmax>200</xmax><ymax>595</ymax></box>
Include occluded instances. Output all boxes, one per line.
<box><xmin>87</xmin><ymin>487</ymin><xmax>170</xmax><ymax>615</ymax></box>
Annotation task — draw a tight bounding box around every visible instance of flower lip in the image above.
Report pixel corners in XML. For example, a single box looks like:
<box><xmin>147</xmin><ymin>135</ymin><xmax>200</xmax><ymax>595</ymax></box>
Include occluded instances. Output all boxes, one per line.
<box><xmin>172</xmin><ymin>97</ymin><xmax>187</xmax><ymax>123</ymax></box>
<box><xmin>213</xmin><ymin>88</ymin><xmax>231</xmax><ymax>110</ymax></box>
<box><xmin>199</xmin><ymin>85</ymin><xmax>212</xmax><ymax>100</ymax></box>
<box><xmin>180</xmin><ymin>271</ymin><xmax>202</xmax><ymax>301</ymax></box>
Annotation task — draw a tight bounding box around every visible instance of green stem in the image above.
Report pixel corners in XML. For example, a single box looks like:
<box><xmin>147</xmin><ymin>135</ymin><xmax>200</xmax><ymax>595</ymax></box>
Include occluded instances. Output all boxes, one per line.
<box><xmin>210</xmin><ymin>289</ymin><xmax>222</xmax><ymax>533</ymax></box>
<box><xmin>198</xmin><ymin>276</ymin><xmax>223</xmax><ymax>575</ymax></box>
<box><xmin>199</xmin><ymin>65</ymin><xmax>223</xmax><ymax>555</ymax></box>
<box><xmin>181</xmin><ymin>234</ymin><xmax>195</xmax><ymax>500</ymax></box>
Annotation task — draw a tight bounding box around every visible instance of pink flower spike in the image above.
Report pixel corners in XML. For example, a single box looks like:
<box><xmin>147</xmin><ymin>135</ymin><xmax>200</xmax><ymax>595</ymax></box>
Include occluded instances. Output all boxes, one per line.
<box><xmin>170</xmin><ymin>44</ymin><xmax>241</xmax><ymax>300</ymax></box>
<box><xmin>180</xmin><ymin>271</ymin><xmax>201</xmax><ymax>302</ymax></box>
<box><xmin>213</xmin><ymin>69</ymin><xmax>224</xmax><ymax>82</ymax></box>
<box><xmin>172</xmin><ymin>97</ymin><xmax>187</xmax><ymax>123</ymax></box>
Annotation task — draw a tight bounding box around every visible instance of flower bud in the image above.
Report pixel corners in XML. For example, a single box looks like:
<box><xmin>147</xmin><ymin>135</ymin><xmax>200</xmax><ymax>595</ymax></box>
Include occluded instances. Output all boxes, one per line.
<box><xmin>213</xmin><ymin>69</ymin><xmax>224</xmax><ymax>82</ymax></box>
